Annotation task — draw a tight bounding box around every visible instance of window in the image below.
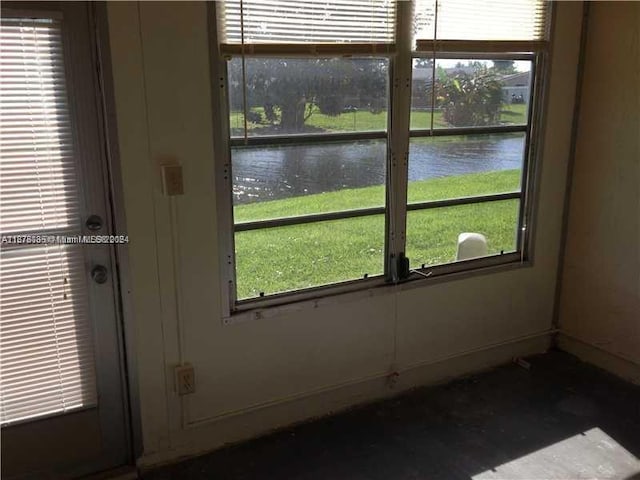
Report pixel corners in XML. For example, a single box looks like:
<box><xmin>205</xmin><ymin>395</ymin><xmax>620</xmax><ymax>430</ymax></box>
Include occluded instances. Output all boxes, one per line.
<box><xmin>212</xmin><ymin>0</ymin><xmax>551</xmax><ymax>311</ymax></box>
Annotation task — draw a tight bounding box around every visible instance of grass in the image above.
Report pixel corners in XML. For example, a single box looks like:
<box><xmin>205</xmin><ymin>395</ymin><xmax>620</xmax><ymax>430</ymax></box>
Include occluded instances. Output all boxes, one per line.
<box><xmin>230</xmin><ymin>104</ymin><xmax>528</xmax><ymax>135</ymax></box>
<box><xmin>234</xmin><ymin>169</ymin><xmax>521</xmax><ymax>299</ymax></box>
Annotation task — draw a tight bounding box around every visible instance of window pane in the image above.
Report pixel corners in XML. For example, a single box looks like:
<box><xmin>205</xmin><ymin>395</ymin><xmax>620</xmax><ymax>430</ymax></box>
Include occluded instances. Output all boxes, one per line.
<box><xmin>411</xmin><ymin>59</ymin><xmax>532</xmax><ymax>130</ymax></box>
<box><xmin>228</xmin><ymin>57</ymin><xmax>389</xmax><ymax>137</ymax></box>
<box><xmin>1</xmin><ymin>244</ymin><xmax>97</xmax><ymax>424</ymax></box>
<box><xmin>235</xmin><ymin>215</ymin><xmax>385</xmax><ymax>299</ymax></box>
<box><xmin>410</xmin><ymin>58</ymin><xmax>435</xmax><ymax>130</ymax></box>
<box><xmin>406</xmin><ymin>200</ymin><xmax>519</xmax><ymax>269</ymax></box>
<box><xmin>408</xmin><ymin>133</ymin><xmax>525</xmax><ymax>203</ymax></box>
<box><xmin>233</xmin><ymin>140</ymin><xmax>386</xmax><ymax>222</ymax></box>
<box><xmin>1</xmin><ymin>19</ymin><xmax>80</xmax><ymax>234</ymax></box>
<box><xmin>430</xmin><ymin>59</ymin><xmax>532</xmax><ymax>129</ymax></box>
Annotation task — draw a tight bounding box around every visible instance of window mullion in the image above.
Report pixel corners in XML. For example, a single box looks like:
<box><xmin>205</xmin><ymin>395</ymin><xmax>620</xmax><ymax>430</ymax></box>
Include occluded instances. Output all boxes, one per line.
<box><xmin>517</xmin><ymin>51</ymin><xmax>544</xmax><ymax>257</ymax></box>
<box><xmin>387</xmin><ymin>0</ymin><xmax>413</xmax><ymax>282</ymax></box>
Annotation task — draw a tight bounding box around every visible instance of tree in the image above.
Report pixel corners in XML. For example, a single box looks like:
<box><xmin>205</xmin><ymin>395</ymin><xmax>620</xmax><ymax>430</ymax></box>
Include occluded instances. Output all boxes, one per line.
<box><xmin>437</xmin><ymin>68</ymin><xmax>503</xmax><ymax>126</ymax></box>
<box><xmin>492</xmin><ymin>60</ymin><xmax>517</xmax><ymax>74</ymax></box>
<box><xmin>228</xmin><ymin>58</ymin><xmax>387</xmax><ymax>132</ymax></box>
<box><xmin>414</xmin><ymin>58</ymin><xmax>434</xmax><ymax>69</ymax></box>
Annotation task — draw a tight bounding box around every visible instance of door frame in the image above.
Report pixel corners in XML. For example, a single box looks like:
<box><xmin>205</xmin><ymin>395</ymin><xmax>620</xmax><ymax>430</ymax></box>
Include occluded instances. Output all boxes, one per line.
<box><xmin>92</xmin><ymin>0</ymin><xmax>143</xmax><ymax>465</ymax></box>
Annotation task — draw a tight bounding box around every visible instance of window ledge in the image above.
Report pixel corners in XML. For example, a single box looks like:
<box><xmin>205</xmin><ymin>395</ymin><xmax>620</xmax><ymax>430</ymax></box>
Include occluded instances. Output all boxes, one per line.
<box><xmin>223</xmin><ymin>253</ymin><xmax>529</xmax><ymax>326</ymax></box>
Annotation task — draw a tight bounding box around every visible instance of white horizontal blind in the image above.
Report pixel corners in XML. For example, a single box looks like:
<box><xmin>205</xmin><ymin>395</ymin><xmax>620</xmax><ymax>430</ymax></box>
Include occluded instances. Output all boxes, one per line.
<box><xmin>414</xmin><ymin>0</ymin><xmax>550</xmax><ymax>46</ymax></box>
<box><xmin>1</xmin><ymin>245</ymin><xmax>97</xmax><ymax>425</ymax></box>
<box><xmin>0</xmin><ymin>17</ymin><xmax>98</xmax><ymax>425</ymax></box>
<box><xmin>1</xmin><ymin>17</ymin><xmax>79</xmax><ymax>235</ymax></box>
<box><xmin>218</xmin><ymin>0</ymin><xmax>396</xmax><ymax>45</ymax></box>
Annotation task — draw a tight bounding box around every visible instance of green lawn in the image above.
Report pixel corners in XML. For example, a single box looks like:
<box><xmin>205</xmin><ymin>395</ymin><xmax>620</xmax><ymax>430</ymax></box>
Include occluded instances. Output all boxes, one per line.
<box><xmin>234</xmin><ymin>169</ymin><xmax>521</xmax><ymax>299</ymax></box>
<box><xmin>230</xmin><ymin>104</ymin><xmax>528</xmax><ymax>135</ymax></box>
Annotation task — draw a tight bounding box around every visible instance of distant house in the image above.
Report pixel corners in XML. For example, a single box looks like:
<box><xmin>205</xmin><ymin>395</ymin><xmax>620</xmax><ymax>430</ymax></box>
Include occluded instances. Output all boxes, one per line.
<box><xmin>499</xmin><ymin>71</ymin><xmax>531</xmax><ymax>104</ymax></box>
<box><xmin>412</xmin><ymin>67</ymin><xmax>435</xmax><ymax>108</ymax></box>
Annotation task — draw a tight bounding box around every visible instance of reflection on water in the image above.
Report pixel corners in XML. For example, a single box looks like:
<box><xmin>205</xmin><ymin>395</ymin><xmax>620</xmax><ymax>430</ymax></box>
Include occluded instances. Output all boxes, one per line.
<box><xmin>409</xmin><ymin>135</ymin><xmax>524</xmax><ymax>180</ymax></box>
<box><xmin>232</xmin><ymin>135</ymin><xmax>524</xmax><ymax>205</ymax></box>
<box><xmin>233</xmin><ymin>141</ymin><xmax>386</xmax><ymax>204</ymax></box>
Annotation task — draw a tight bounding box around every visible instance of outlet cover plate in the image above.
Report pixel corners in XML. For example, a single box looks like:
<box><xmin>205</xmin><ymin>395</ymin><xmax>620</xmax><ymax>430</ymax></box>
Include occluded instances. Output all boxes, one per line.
<box><xmin>175</xmin><ymin>364</ymin><xmax>195</xmax><ymax>395</ymax></box>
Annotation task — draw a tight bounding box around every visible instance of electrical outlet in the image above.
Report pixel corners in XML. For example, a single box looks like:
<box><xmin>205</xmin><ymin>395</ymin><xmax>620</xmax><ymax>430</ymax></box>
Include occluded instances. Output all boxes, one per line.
<box><xmin>175</xmin><ymin>364</ymin><xmax>195</xmax><ymax>395</ymax></box>
<box><xmin>161</xmin><ymin>164</ymin><xmax>184</xmax><ymax>196</ymax></box>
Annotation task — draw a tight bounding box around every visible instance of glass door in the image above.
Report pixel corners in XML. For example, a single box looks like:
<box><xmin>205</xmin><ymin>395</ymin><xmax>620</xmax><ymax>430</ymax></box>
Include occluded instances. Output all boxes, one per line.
<box><xmin>1</xmin><ymin>3</ymin><xmax>130</xmax><ymax>478</ymax></box>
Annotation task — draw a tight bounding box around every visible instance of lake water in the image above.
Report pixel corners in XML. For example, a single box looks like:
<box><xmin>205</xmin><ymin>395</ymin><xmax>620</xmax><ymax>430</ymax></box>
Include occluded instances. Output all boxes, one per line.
<box><xmin>232</xmin><ymin>134</ymin><xmax>525</xmax><ymax>205</ymax></box>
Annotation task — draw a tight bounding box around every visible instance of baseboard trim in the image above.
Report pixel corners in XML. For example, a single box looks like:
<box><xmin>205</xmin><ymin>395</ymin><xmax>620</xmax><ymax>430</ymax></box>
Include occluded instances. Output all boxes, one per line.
<box><xmin>557</xmin><ymin>332</ymin><xmax>640</xmax><ymax>385</ymax></box>
<box><xmin>138</xmin><ymin>332</ymin><xmax>551</xmax><ymax>470</ymax></box>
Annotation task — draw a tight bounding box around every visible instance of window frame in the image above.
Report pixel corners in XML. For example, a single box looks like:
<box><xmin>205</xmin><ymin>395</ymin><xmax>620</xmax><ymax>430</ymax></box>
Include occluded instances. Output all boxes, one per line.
<box><xmin>208</xmin><ymin>1</ymin><xmax>554</xmax><ymax>317</ymax></box>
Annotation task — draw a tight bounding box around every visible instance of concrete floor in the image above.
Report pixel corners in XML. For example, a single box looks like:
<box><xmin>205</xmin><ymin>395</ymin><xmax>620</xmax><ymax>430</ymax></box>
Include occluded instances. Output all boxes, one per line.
<box><xmin>144</xmin><ymin>351</ymin><xmax>640</xmax><ymax>480</ymax></box>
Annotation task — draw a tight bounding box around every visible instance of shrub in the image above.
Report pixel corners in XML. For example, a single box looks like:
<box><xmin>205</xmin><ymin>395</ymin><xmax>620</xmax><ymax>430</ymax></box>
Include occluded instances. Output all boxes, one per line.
<box><xmin>438</xmin><ymin>71</ymin><xmax>503</xmax><ymax>126</ymax></box>
<box><xmin>246</xmin><ymin>110</ymin><xmax>263</xmax><ymax>124</ymax></box>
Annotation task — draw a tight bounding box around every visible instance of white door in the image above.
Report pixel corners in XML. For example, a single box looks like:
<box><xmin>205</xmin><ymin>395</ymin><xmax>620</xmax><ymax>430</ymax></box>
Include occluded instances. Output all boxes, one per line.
<box><xmin>0</xmin><ymin>3</ymin><xmax>130</xmax><ymax>478</ymax></box>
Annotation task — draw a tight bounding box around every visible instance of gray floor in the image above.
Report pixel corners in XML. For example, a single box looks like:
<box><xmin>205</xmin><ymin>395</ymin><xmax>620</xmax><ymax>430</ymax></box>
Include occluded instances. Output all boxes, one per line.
<box><xmin>144</xmin><ymin>350</ymin><xmax>640</xmax><ymax>480</ymax></box>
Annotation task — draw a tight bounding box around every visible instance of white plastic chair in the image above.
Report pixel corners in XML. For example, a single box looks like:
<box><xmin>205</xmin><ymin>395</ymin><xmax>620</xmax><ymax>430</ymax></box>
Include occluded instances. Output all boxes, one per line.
<box><xmin>456</xmin><ymin>233</ymin><xmax>488</xmax><ymax>261</ymax></box>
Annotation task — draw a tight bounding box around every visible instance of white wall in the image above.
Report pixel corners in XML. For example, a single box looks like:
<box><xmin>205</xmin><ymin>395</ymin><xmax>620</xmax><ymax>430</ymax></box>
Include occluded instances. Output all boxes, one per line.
<box><xmin>558</xmin><ymin>2</ymin><xmax>640</xmax><ymax>383</ymax></box>
<box><xmin>106</xmin><ymin>1</ymin><xmax>584</xmax><ymax>466</ymax></box>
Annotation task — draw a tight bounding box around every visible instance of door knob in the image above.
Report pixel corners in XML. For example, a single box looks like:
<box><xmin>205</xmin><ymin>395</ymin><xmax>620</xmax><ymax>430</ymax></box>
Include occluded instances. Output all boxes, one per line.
<box><xmin>91</xmin><ymin>265</ymin><xmax>108</xmax><ymax>284</ymax></box>
<box><xmin>86</xmin><ymin>214</ymin><xmax>103</xmax><ymax>231</ymax></box>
